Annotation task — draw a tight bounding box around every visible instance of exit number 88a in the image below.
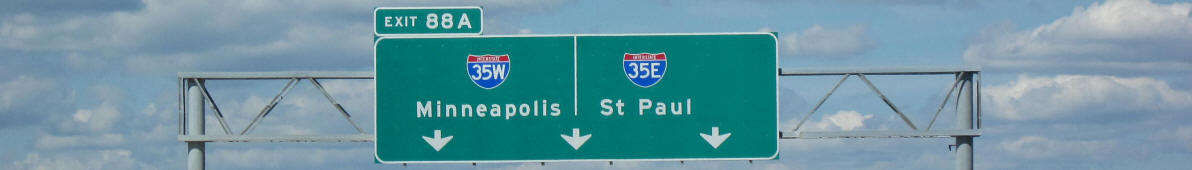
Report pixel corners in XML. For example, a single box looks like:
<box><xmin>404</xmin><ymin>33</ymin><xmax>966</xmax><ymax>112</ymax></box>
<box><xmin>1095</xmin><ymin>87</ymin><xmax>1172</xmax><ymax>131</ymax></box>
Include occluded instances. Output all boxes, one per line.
<box><xmin>425</xmin><ymin>13</ymin><xmax>473</xmax><ymax>30</ymax></box>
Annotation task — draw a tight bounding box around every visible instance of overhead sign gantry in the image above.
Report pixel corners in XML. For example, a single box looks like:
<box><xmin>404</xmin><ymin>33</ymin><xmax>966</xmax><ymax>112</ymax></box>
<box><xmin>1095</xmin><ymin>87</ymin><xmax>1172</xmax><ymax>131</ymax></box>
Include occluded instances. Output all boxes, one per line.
<box><xmin>178</xmin><ymin>6</ymin><xmax>981</xmax><ymax>170</ymax></box>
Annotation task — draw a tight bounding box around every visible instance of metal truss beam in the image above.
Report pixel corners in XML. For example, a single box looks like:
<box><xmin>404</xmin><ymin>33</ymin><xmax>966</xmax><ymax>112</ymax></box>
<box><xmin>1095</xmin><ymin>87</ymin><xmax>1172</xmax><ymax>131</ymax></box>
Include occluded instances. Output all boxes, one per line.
<box><xmin>179</xmin><ymin>72</ymin><xmax>374</xmax><ymax>80</ymax></box>
<box><xmin>927</xmin><ymin>73</ymin><xmax>962</xmax><ymax>130</ymax></box>
<box><xmin>177</xmin><ymin>72</ymin><xmax>374</xmax><ymax>141</ymax></box>
<box><xmin>856</xmin><ymin>73</ymin><xmax>918</xmax><ymax>130</ymax></box>
<box><xmin>179</xmin><ymin>134</ymin><xmax>375</xmax><ymax>143</ymax></box>
<box><xmin>792</xmin><ymin>74</ymin><xmax>849</xmax><ymax>132</ymax></box>
<box><xmin>309</xmin><ymin>78</ymin><xmax>367</xmax><ymax>134</ymax></box>
<box><xmin>190</xmin><ymin>79</ymin><xmax>234</xmax><ymax>135</ymax></box>
<box><xmin>780</xmin><ymin>66</ymin><xmax>981</xmax><ymax>133</ymax></box>
<box><xmin>240</xmin><ymin>78</ymin><xmax>299</xmax><ymax>135</ymax></box>
<box><xmin>178</xmin><ymin>69</ymin><xmax>979</xmax><ymax>169</ymax></box>
<box><xmin>778</xmin><ymin>66</ymin><xmax>981</xmax><ymax>170</ymax></box>
<box><xmin>781</xmin><ymin>130</ymin><xmax>981</xmax><ymax>139</ymax></box>
<box><xmin>780</xmin><ymin>66</ymin><xmax>979</xmax><ymax>76</ymax></box>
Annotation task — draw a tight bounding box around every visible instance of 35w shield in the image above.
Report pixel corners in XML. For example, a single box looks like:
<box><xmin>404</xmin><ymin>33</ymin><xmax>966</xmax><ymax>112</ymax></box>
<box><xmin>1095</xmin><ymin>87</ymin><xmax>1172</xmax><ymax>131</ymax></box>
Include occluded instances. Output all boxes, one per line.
<box><xmin>466</xmin><ymin>54</ymin><xmax>510</xmax><ymax>89</ymax></box>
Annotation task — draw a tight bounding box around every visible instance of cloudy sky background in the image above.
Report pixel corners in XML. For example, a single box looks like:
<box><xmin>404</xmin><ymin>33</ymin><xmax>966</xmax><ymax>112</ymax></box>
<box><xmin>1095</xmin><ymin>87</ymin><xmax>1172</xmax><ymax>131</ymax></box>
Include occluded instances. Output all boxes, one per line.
<box><xmin>2</xmin><ymin>0</ymin><xmax>1191</xmax><ymax>169</ymax></box>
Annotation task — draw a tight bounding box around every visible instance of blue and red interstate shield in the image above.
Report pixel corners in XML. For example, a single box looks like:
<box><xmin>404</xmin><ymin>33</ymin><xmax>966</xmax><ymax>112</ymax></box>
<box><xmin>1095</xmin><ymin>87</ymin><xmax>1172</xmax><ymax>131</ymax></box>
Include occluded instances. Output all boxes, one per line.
<box><xmin>623</xmin><ymin>53</ymin><xmax>667</xmax><ymax>88</ymax></box>
<box><xmin>466</xmin><ymin>54</ymin><xmax>510</xmax><ymax>89</ymax></box>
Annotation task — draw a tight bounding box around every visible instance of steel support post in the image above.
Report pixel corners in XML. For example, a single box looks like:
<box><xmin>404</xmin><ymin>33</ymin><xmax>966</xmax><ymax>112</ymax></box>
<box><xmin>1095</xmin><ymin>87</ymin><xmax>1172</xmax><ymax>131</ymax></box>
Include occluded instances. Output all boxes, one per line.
<box><xmin>187</xmin><ymin>80</ymin><xmax>205</xmax><ymax>170</ymax></box>
<box><xmin>955</xmin><ymin>73</ymin><xmax>973</xmax><ymax>170</ymax></box>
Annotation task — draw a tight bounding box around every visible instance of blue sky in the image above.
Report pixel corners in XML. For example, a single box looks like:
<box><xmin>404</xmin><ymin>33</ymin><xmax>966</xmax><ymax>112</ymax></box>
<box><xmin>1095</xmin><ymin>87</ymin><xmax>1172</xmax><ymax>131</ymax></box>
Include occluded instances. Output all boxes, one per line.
<box><xmin>2</xmin><ymin>0</ymin><xmax>1191</xmax><ymax>169</ymax></box>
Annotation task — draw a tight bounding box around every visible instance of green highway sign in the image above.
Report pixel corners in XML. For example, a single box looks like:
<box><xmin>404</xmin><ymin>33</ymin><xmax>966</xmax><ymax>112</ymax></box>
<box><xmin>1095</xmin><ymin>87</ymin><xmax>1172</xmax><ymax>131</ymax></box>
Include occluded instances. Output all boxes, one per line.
<box><xmin>375</xmin><ymin>33</ymin><xmax>778</xmax><ymax>163</ymax></box>
<box><xmin>374</xmin><ymin>7</ymin><xmax>482</xmax><ymax>36</ymax></box>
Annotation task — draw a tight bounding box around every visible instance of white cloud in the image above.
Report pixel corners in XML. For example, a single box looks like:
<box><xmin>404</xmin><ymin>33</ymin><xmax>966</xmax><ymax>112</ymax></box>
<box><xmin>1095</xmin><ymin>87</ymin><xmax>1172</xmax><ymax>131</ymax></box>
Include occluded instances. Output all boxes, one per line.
<box><xmin>782</xmin><ymin>25</ymin><xmax>875</xmax><ymax>58</ymax></box>
<box><xmin>7</xmin><ymin>149</ymin><xmax>154</xmax><ymax>170</ymax></box>
<box><xmin>45</xmin><ymin>85</ymin><xmax>126</xmax><ymax>133</ymax></box>
<box><xmin>210</xmin><ymin>147</ymin><xmax>371</xmax><ymax>169</ymax></box>
<box><xmin>119</xmin><ymin>16</ymin><xmax>373</xmax><ymax>72</ymax></box>
<box><xmin>35</xmin><ymin>133</ymin><xmax>125</xmax><ymax>150</ymax></box>
<box><xmin>826</xmin><ymin>110</ymin><xmax>873</xmax><ymax>131</ymax></box>
<box><xmin>1154</xmin><ymin>126</ymin><xmax>1192</xmax><ymax>151</ymax></box>
<box><xmin>0</xmin><ymin>0</ymin><xmax>143</xmax><ymax>16</ymax></box>
<box><xmin>1</xmin><ymin>0</ymin><xmax>579</xmax><ymax>72</ymax></box>
<box><xmin>0</xmin><ymin>76</ymin><xmax>51</xmax><ymax>110</ymax></box>
<box><xmin>840</xmin><ymin>0</ymin><xmax>951</xmax><ymax>5</ymax></box>
<box><xmin>757</xmin><ymin>27</ymin><xmax>774</xmax><ymax>33</ymax></box>
<box><xmin>62</xmin><ymin>101</ymin><xmax>122</xmax><ymax>132</ymax></box>
<box><xmin>758</xmin><ymin>163</ymin><xmax>795</xmax><ymax>170</ymax></box>
<box><xmin>140</xmin><ymin>103</ymin><xmax>157</xmax><ymax>117</ymax></box>
<box><xmin>909</xmin><ymin>153</ymin><xmax>950</xmax><ymax>170</ymax></box>
<box><xmin>999</xmin><ymin>136</ymin><xmax>1117</xmax><ymax>159</ymax></box>
<box><xmin>786</xmin><ymin>110</ymin><xmax>875</xmax><ymax>131</ymax></box>
<box><xmin>964</xmin><ymin>0</ymin><xmax>1192</xmax><ymax>72</ymax></box>
<box><xmin>66</xmin><ymin>52</ymin><xmax>110</xmax><ymax>70</ymax></box>
<box><xmin>517</xmin><ymin>28</ymin><xmax>534</xmax><ymax>34</ymax></box>
<box><xmin>1</xmin><ymin>0</ymin><xmax>377</xmax><ymax>72</ymax></box>
<box><xmin>0</xmin><ymin>0</ymin><xmax>570</xmax><ymax>169</ymax></box>
<box><xmin>986</xmin><ymin>74</ymin><xmax>1192</xmax><ymax>121</ymax></box>
<box><xmin>392</xmin><ymin>0</ymin><xmax>573</xmax><ymax>10</ymax></box>
<box><xmin>781</xmin><ymin>110</ymin><xmax>878</xmax><ymax>153</ymax></box>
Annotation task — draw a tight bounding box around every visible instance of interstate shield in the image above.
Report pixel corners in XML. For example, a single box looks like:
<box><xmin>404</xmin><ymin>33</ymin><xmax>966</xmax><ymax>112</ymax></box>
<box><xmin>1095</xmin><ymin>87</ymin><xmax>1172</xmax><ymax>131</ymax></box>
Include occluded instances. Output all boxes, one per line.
<box><xmin>466</xmin><ymin>54</ymin><xmax>510</xmax><ymax>89</ymax></box>
<box><xmin>623</xmin><ymin>53</ymin><xmax>667</xmax><ymax>88</ymax></box>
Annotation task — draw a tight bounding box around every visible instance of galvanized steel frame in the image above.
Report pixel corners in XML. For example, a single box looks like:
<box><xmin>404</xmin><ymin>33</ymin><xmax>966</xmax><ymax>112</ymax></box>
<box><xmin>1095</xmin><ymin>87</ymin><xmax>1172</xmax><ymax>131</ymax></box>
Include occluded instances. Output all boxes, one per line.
<box><xmin>177</xmin><ymin>67</ymin><xmax>981</xmax><ymax>169</ymax></box>
<box><xmin>777</xmin><ymin>66</ymin><xmax>981</xmax><ymax>170</ymax></box>
<box><xmin>178</xmin><ymin>72</ymin><xmax>375</xmax><ymax>143</ymax></box>
<box><xmin>778</xmin><ymin>66</ymin><xmax>982</xmax><ymax>137</ymax></box>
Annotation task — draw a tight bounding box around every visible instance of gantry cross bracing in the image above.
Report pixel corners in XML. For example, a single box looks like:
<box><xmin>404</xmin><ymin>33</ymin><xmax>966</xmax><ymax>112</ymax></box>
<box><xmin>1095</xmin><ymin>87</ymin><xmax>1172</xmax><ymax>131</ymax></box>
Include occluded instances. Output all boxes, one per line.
<box><xmin>177</xmin><ymin>66</ymin><xmax>981</xmax><ymax>170</ymax></box>
<box><xmin>777</xmin><ymin>66</ymin><xmax>981</xmax><ymax>170</ymax></box>
<box><xmin>177</xmin><ymin>72</ymin><xmax>375</xmax><ymax>143</ymax></box>
<box><xmin>778</xmin><ymin>66</ymin><xmax>983</xmax><ymax>139</ymax></box>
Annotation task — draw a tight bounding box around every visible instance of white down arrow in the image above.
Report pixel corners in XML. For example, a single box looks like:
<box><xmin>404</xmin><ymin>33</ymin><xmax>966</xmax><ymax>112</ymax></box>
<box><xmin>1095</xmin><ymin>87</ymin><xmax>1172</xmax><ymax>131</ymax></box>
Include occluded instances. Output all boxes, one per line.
<box><xmin>699</xmin><ymin>127</ymin><xmax>731</xmax><ymax>149</ymax></box>
<box><xmin>560</xmin><ymin>128</ymin><xmax>591</xmax><ymax>150</ymax></box>
<box><xmin>422</xmin><ymin>130</ymin><xmax>453</xmax><ymax>151</ymax></box>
